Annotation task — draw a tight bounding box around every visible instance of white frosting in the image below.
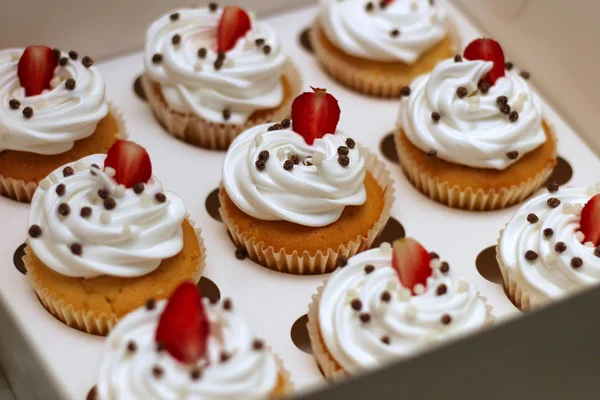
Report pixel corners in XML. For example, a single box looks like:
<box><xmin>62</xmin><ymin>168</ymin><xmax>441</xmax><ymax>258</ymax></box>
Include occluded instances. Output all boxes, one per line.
<box><xmin>28</xmin><ymin>154</ymin><xmax>186</xmax><ymax>279</ymax></box>
<box><xmin>222</xmin><ymin>123</ymin><xmax>366</xmax><ymax>227</ymax></box>
<box><xmin>97</xmin><ymin>299</ymin><xmax>279</xmax><ymax>400</ymax></box>
<box><xmin>144</xmin><ymin>7</ymin><xmax>287</xmax><ymax>125</ymax></box>
<box><xmin>318</xmin><ymin>247</ymin><xmax>488</xmax><ymax>374</ymax></box>
<box><xmin>499</xmin><ymin>187</ymin><xmax>600</xmax><ymax>302</ymax></box>
<box><xmin>0</xmin><ymin>48</ymin><xmax>109</xmax><ymax>155</ymax></box>
<box><xmin>318</xmin><ymin>0</ymin><xmax>447</xmax><ymax>64</ymax></box>
<box><xmin>398</xmin><ymin>58</ymin><xmax>546</xmax><ymax>169</ymax></box>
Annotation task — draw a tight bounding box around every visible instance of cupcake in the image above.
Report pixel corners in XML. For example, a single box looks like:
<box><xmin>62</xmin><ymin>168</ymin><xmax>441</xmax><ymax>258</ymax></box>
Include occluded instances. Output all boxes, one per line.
<box><xmin>497</xmin><ymin>183</ymin><xmax>600</xmax><ymax>311</ymax></box>
<box><xmin>0</xmin><ymin>46</ymin><xmax>124</xmax><ymax>203</ymax></box>
<box><xmin>307</xmin><ymin>238</ymin><xmax>494</xmax><ymax>380</ymax></box>
<box><xmin>311</xmin><ymin>0</ymin><xmax>456</xmax><ymax>98</ymax></box>
<box><xmin>142</xmin><ymin>5</ymin><xmax>302</xmax><ymax>150</ymax></box>
<box><xmin>219</xmin><ymin>88</ymin><xmax>394</xmax><ymax>274</ymax></box>
<box><xmin>396</xmin><ymin>38</ymin><xmax>557</xmax><ymax>210</ymax></box>
<box><xmin>24</xmin><ymin>140</ymin><xmax>205</xmax><ymax>335</ymax></box>
<box><xmin>90</xmin><ymin>282</ymin><xmax>292</xmax><ymax>399</ymax></box>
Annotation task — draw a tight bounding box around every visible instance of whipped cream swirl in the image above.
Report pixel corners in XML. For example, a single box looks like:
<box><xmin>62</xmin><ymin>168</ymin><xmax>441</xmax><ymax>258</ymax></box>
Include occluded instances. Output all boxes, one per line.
<box><xmin>318</xmin><ymin>247</ymin><xmax>488</xmax><ymax>374</ymax></box>
<box><xmin>0</xmin><ymin>49</ymin><xmax>109</xmax><ymax>155</ymax></box>
<box><xmin>398</xmin><ymin>58</ymin><xmax>546</xmax><ymax>169</ymax></box>
<box><xmin>28</xmin><ymin>154</ymin><xmax>186</xmax><ymax>279</ymax></box>
<box><xmin>145</xmin><ymin>7</ymin><xmax>287</xmax><ymax>125</ymax></box>
<box><xmin>222</xmin><ymin>124</ymin><xmax>366</xmax><ymax>227</ymax></box>
<box><xmin>318</xmin><ymin>0</ymin><xmax>447</xmax><ymax>63</ymax></box>
<box><xmin>97</xmin><ymin>299</ymin><xmax>280</xmax><ymax>400</ymax></box>
<box><xmin>499</xmin><ymin>187</ymin><xmax>600</xmax><ymax>302</ymax></box>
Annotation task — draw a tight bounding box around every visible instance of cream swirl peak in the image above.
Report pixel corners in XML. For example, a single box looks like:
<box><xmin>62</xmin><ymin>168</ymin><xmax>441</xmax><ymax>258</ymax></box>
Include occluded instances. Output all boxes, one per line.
<box><xmin>398</xmin><ymin>58</ymin><xmax>546</xmax><ymax>169</ymax></box>
<box><xmin>318</xmin><ymin>0</ymin><xmax>447</xmax><ymax>63</ymax></box>
<box><xmin>27</xmin><ymin>154</ymin><xmax>186</xmax><ymax>279</ymax></box>
<box><xmin>144</xmin><ymin>7</ymin><xmax>287</xmax><ymax>125</ymax></box>
<box><xmin>318</xmin><ymin>246</ymin><xmax>488</xmax><ymax>374</ymax></box>
<box><xmin>0</xmin><ymin>48</ymin><xmax>108</xmax><ymax>155</ymax></box>
<box><xmin>96</xmin><ymin>298</ymin><xmax>280</xmax><ymax>400</ymax></box>
<box><xmin>499</xmin><ymin>186</ymin><xmax>600</xmax><ymax>303</ymax></box>
<box><xmin>222</xmin><ymin>123</ymin><xmax>366</xmax><ymax>227</ymax></box>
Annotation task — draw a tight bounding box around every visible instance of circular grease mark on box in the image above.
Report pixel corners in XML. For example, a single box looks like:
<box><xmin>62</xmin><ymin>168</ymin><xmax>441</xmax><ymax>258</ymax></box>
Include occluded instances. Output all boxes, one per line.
<box><xmin>290</xmin><ymin>314</ymin><xmax>313</xmax><ymax>354</ymax></box>
<box><xmin>298</xmin><ymin>27</ymin><xmax>314</xmax><ymax>54</ymax></box>
<box><xmin>198</xmin><ymin>276</ymin><xmax>221</xmax><ymax>303</ymax></box>
<box><xmin>205</xmin><ymin>188</ymin><xmax>222</xmax><ymax>222</ymax></box>
<box><xmin>133</xmin><ymin>75</ymin><xmax>147</xmax><ymax>101</ymax></box>
<box><xmin>475</xmin><ymin>245</ymin><xmax>503</xmax><ymax>284</ymax></box>
<box><xmin>371</xmin><ymin>217</ymin><xmax>405</xmax><ymax>248</ymax></box>
<box><xmin>13</xmin><ymin>242</ymin><xmax>27</xmax><ymax>275</ymax></box>
<box><xmin>546</xmin><ymin>156</ymin><xmax>573</xmax><ymax>187</ymax></box>
<box><xmin>379</xmin><ymin>132</ymin><xmax>398</xmax><ymax>164</ymax></box>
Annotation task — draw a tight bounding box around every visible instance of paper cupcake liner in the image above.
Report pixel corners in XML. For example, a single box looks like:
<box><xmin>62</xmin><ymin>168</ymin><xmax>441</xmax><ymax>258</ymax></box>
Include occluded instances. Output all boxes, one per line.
<box><xmin>271</xmin><ymin>351</ymin><xmax>294</xmax><ymax>398</ymax></box>
<box><xmin>218</xmin><ymin>148</ymin><xmax>395</xmax><ymax>275</ymax></box>
<box><xmin>0</xmin><ymin>102</ymin><xmax>128</xmax><ymax>204</ymax></box>
<box><xmin>142</xmin><ymin>63</ymin><xmax>302</xmax><ymax>150</ymax></box>
<box><xmin>307</xmin><ymin>283</ymin><xmax>495</xmax><ymax>381</ymax></box>
<box><xmin>23</xmin><ymin>217</ymin><xmax>206</xmax><ymax>336</ymax></box>
<box><xmin>394</xmin><ymin>126</ymin><xmax>558</xmax><ymax>211</ymax></box>
<box><xmin>310</xmin><ymin>21</ymin><xmax>460</xmax><ymax>98</ymax></box>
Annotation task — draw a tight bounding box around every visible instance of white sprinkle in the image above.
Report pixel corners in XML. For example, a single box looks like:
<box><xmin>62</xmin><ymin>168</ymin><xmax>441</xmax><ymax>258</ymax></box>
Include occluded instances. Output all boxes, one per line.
<box><xmin>425</xmin><ymin>333</ymin><xmax>438</xmax><ymax>344</ymax></box>
<box><xmin>546</xmin><ymin>253</ymin><xmax>557</xmax><ymax>264</ymax></box>
<box><xmin>225</xmin><ymin>58</ymin><xmax>235</xmax><ymax>68</ymax></box>
<box><xmin>469</xmin><ymin>96</ymin><xmax>480</xmax><ymax>105</ymax></box>
<box><xmin>386</xmin><ymin>279</ymin><xmax>397</xmax><ymax>291</ymax></box>
<box><xmin>49</xmin><ymin>174</ymin><xmax>58</xmax><ymax>184</ymax></box>
<box><xmin>466</xmin><ymin>82</ymin><xmax>477</xmax><ymax>94</ymax></box>
<box><xmin>595</xmin><ymin>182</ymin><xmax>600</xmax><ymax>191</ymax></box>
<box><xmin>512</xmin><ymin>101</ymin><xmax>524</xmax><ymax>113</ymax></box>
<box><xmin>585</xmin><ymin>241</ymin><xmax>595</xmax><ymax>248</ymax></box>
<box><xmin>312</xmin><ymin>152</ymin><xmax>325</xmax><ymax>165</ymax></box>
<box><xmin>576</xmin><ymin>231</ymin><xmax>585</xmax><ymax>242</ymax></box>
<box><xmin>277</xmin><ymin>148</ymin><xmax>285</xmax><ymax>160</ymax></box>
<box><xmin>243</xmin><ymin>40</ymin><xmax>254</xmax><ymax>51</ymax></box>
<box><xmin>468</xmin><ymin>102</ymin><xmax>479</xmax><ymax>112</ymax></box>
<box><xmin>398</xmin><ymin>288</ymin><xmax>411</xmax><ymax>301</ymax></box>
<box><xmin>413</xmin><ymin>283</ymin><xmax>425</xmax><ymax>295</ymax></box>
<box><xmin>405</xmin><ymin>304</ymin><xmax>417</xmax><ymax>321</ymax></box>
<box><xmin>562</xmin><ymin>203</ymin><xmax>575</xmax><ymax>214</ymax></box>
<box><xmin>430</xmin><ymin>13</ymin><xmax>438</xmax><ymax>23</ymax></box>
<box><xmin>410</xmin><ymin>2</ymin><xmax>418</xmax><ymax>11</ymax></box>
<box><xmin>111</xmin><ymin>337</ymin><xmax>121</xmax><ymax>349</ymax></box>
<box><xmin>574</xmin><ymin>203</ymin><xmax>583</xmax><ymax>215</ymax></box>
<box><xmin>122</xmin><ymin>225</ymin><xmax>131</xmax><ymax>236</ymax></box>
<box><xmin>379</xmin><ymin>242</ymin><xmax>392</xmax><ymax>254</ymax></box>
<box><xmin>100</xmin><ymin>211</ymin><xmax>111</xmax><ymax>225</ymax></box>
<box><xmin>74</xmin><ymin>161</ymin><xmax>85</xmax><ymax>172</ymax></box>
<box><xmin>50</xmin><ymin>76</ymin><xmax>62</xmax><ymax>88</ymax></box>
<box><xmin>457</xmin><ymin>280</ymin><xmax>469</xmax><ymax>293</ymax></box>
<box><xmin>587</xmin><ymin>186</ymin><xmax>597</xmax><ymax>196</ymax></box>
<box><xmin>11</xmin><ymin>52</ymin><xmax>20</xmax><ymax>62</ymax></box>
<box><xmin>115</xmin><ymin>185</ymin><xmax>126</xmax><ymax>198</ymax></box>
<box><xmin>254</xmin><ymin>133</ymin><xmax>263</xmax><ymax>146</ymax></box>
<box><xmin>104</xmin><ymin>167</ymin><xmax>116</xmax><ymax>178</ymax></box>
<box><xmin>39</xmin><ymin>180</ymin><xmax>51</xmax><ymax>191</ymax></box>
<box><xmin>346</xmin><ymin>288</ymin><xmax>358</xmax><ymax>299</ymax></box>
<box><xmin>429</xmin><ymin>259</ymin><xmax>441</xmax><ymax>270</ymax></box>
<box><xmin>34</xmin><ymin>99</ymin><xmax>46</xmax><ymax>109</ymax></box>
<box><xmin>518</xmin><ymin>92</ymin><xmax>528</xmax><ymax>102</ymax></box>
<box><xmin>140</xmin><ymin>193</ymin><xmax>152</xmax><ymax>208</ymax></box>
<box><xmin>194</xmin><ymin>61</ymin><xmax>203</xmax><ymax>72</ymax></box>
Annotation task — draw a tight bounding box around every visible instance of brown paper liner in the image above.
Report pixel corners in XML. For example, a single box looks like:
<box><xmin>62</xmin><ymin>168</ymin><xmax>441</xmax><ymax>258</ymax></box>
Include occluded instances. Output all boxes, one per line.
<box><xmin>24</xmin><ymin>217</ymin><xmax>206</xmax><ymax>336</ymax></box>
<box><xmin>394</xmin><ymin>125</ymin><xmax>558</xmax><ymax>211</ymax></box>
<box><xmin>0</xmin><ymin>102</ymin><xmax>128</xmax><ymax>204</ymax></box>
<box><xmin>310</xmin><ymin>21</ymin><xmax>460</xmax><ymax>98</ymax></box>
<box><xmin>307</xmin><ymin>283</ymin><xmax>495</xmax><ymax>381</ymax></box>
<box><xmin>218</xmin><ymin>148</ymin><xmax>395</xmax><ymax>274</ymax></box>
<box><xmin>142</xmin><ymin>63</ymin><xmax>303</xmax><ymax>150</ymax></box>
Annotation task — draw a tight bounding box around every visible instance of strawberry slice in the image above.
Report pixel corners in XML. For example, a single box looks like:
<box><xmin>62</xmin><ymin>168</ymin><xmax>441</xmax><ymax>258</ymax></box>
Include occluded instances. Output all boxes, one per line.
<box><xmin>18</xmin><ymin>45</ymin><xmax>59</xmax><ymax>97</ymax></box>
<box><xmin>155</xmin><ymin>282</ymin><xmax>210</xmax><ymax>364</ymax></box>
<box><xmin>580</xmin><ymin>194</ymin><xmax>600</xmax><ymax>246</ymax></box>
<box><xmin>104</xmin><ymin>140</ymin><xmax>152</xmax><ymax>188</ymax></box>
<box><xmin>392</xmin><ymin>238</ymin><xmax>432</xmax><ymax>295</ymax></box>
<box><xmin>217</xmin><ymin>6</ymin><xmax>252</xmax><ymax>52</ymax></box>
<box><xmin>291</xmin><ymin>87</ymin><xmax>341</xmax><ymax>145</ymax></box>
<box><xmin>463</xmin><ymin>38</ymin><xmax>506</xmax><ymax>86</ymax></box>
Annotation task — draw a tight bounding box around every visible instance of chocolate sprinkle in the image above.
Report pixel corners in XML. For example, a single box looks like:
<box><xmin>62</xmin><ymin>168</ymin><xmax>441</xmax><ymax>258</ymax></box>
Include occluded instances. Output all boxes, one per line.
<box><xmin>70</xmin><ymin>243</ymin><xmax>83</xmax><ymax>256</ymax></box>
<box><xmin>217</xmin><ymin>51</ymin><xmax>226</xmax><ymax>61</ymax></box>
<box><xmin>23</xmin><ymin>107</ymin><xmax>33</xmax><ymax>118</ymax></box>
<box><xmin>478</xmin><ymin>80</ymin><xmax>490</xmax><ymax>94</ymax></box>
<box><xmin>28</xmin><ymin>225</ymin><xmax>42</xmax><ymax>238</ymax></box>
<box><xmin>391</xmin><ymin>29</ymin><xmax>400</xmax><ymax>37</ymax></box>
<box><xmin>500</xmin><ymin>104</ymin><xmax>511</xmax><ymax>115</ymax></box>
<box><xmin>509</xmin><ymin>111</ymin><xmax>519</xmax><ymax>122</ymax></box>
<box><xmin>381</xmin><ymin>291</ymin><xmax>391</xmax><ymax>302</ymax></box>
<box><xmin>259</xmin><ymin>150</ymin><xmax>270</xmax><ymax>161</ymax></box>
<box><xmin>283</xmin><ymin>160</ymin><xmax>294</xmax><ymax>171</ymax></box>
<box><xmin>595</xmin><ymin>247</ymin><xmax>600</xmax><ymax>258</ymax></box>
<box><xmin>366</xmin><ymin>2</ymin><xmax>374</xmax><ymax>11</ymax></box>
<box><xmin>209</xmin><ymin>2</ymin><xmax>218</xmax><ymax>12</ymax></box>
<box><xmin>58</xmin><ymin>203</ymin><xmax>71</xmax><ymax>217</ymax></box>
<box><xmin>336</xmin><ymin>256</ymin><xmax>348</xmax><ymax>268</ymax></box>
<box><xmin>255</xmin><ymin>38</ymin><xmax>265</xmax><ymax>46</ymax></box>
<box><xmin>338</xmin><ymin>155</ymin><xmax>350</xmax><ymax>167</ymax></box>
<box><xmin>436</xmin><ymin>284</ymin><xmax>448</xmax><ymax>296</ymax></box>
<box><xmin>400</xmin><ymin>86</ymin><xmax>411</xmax><ymax>96</ymax></box>
<box><xmin>133</xmin><ymin>183</ymin><xmax>144</xmax><ymax>194</ymax></box>
<box><xmin>253</xmin><ymin>339</ymin><xmax>264</xmax><ymax>351</ymax></box>
<box><xmin>170</xmin><ymin>12</ymin><xmax>180</xmax><ymax>21</ymax></box>
<box><xmin>104</xmin><ymin>197</ymin><xmax>117</xmax><ymax>210</ymax></box>
<box><xmin>80</xmin><ymin>207</ymin><xmax>92</xmax><ymax>218</ymax></box>
<box><xmin>379</xmin><ymin>0</ymin><xmax>389</xmax><ymax>9</ymax></box>
<box><xmin>268</xmin><ymin>123</ymin><xmax>283</xmax><ymax>131</ymax></box>
<box><xmin>496</xmin><ymin>96</ymin><xmax>508</xmax><ymax>105</ymax></box>
<box><xmin>431</xmin><ymin>111</ymin><xmax>441</xmax><ymax>122</ymax></box>
<box><xmin>222</xmin><ymin>108</ymin><xmax>231</xmax><ymax>120</ymax></box>
<box><xmin>427</xmin><ymin>149</ymin><xmax>437</xmax><ymax>158</ymax></box>
<box><xmin>281</xmin><ymin>119</ymin><xmax>291</xmax><ymax>128</ymax></box>
<box><xmin>152</xmin><ymin>365</ymin><xmax>164</xmax><ymax>379</ymax></box>
<box><xmin>440</xmin><ymin>262</ymin><xmax>450</xmax><ymax>274</ymax></box>
<box><xmin>155</xmin><ymin>193</ymin><xmax>167</xmax><ymax>203</ymax></box>
<box><xmin>146</xmin><ymin>298</ymin><xmax>156</xmax><ymax>310</ymax></box>
<box><xmin>555</xmin><ymin>242</ymin><xmax>567</xmax><ymax>253</ymax></box>
<box><xmin>543</xmin><ymin>228</ymin><xmax>554</xmax><ymax>238</ymax></box>
<box><xmin>197</xmin><ymin>48</ymin><xmax>207</xmax><ymax>59</ymax></box>
<box><xmin>223</xmin><ymin>298</ymin><xmax>233</xmax><ymax>311</ymax></box>
<box><xmin>506</xmin><ymin>151</ymin><xmax>519</xmax><ymax>160</ymax></box>
<box><xmin>337</xmin><ymin>146</ymin><xmax>349</xmax><ymax>156</ymax></box>
<box><xmin>454</xmin><ymin>54</ymin><xmax>462</xmax><ymax>63</ymax></box>
<box><xmin>9</xmin><ymin>99</ymin><xmax>20</xmax><ymax>109</ymax></box>
<box><xmin>364</xmin><ymin>265</ymin><xmax>375</xmax><ymax>274</ymax></box>
<box><xmin>190</xmin><ymin>368</ymin><xmax>202</xmax><ymax>380</ymax></box>
<box><xmin>263</xmin><ymin>45</ymin><xmax>272</xmax><ymax>55</ymax></box>
<box><xmin>214</xmin><ymin>58</ymin><xmax>224</xmax><ymax>70</ymax></box>
<box><xmin>290</xmin><ymin>154</ymin><xmax>300</xmax><ymax>165</ymax></box>
<box><xmin>156</xmin><ymin>342</ymin><xmax>165</xmax><ymax>352</ymax></box>
<box><xmin>172</xmin><ymin>34</ymin><xmax>181</xmax><ymax>45</ymax></box>
<box><xmin>527</xmin><ymin>213</ymin><xmax>539</xmax><ymax>223</ymax></box>
<box><xmin>52</xmin><ymin>48</ymin><xmax>61</xmax><ymax>59</ymax></box>
<box><xmin>235</xmin><ymin>247</ymin><xmax>247</xmax><ymax>260</ymax></box>
<box><xmin>429</xmin><ymin>252</ymin><xmax>440</xmax><ymax>259</ymax></box>
<box><xmin>63</xmin><ymin>166</ymin><xmax>74</xmax><ymax>177</ymax></box>
<box><xmin>56</xmin><ymin>184</ymin><xmax>66</xmax><ymax>196</ymax></box>
<box><xmin>82</xmin><ymin>56</ymin><xmax>94</xmax><ymax>68</ymax></box>
<box><xmin>255</xmin><ymin>159</ymin><xmax>266</xmax><ymax>171</ymax></box>
<box><xmin>220</xmin><ymin>352</ymin><xmax>231</xmax><ymax>363</ymax></box>
<box><xmin>152</xmin><ymin>53</ymin><xmax>163</xmax><ymax>64</ymax></box>
<box><xmin>456</xmin><ymin>86</ymin><xmax>468</xmax><ymax>98</ymax></box>
<box><xmin>346</xmin><ymin>138</ymin><xmax>355</xmax><ymax>149</ymax></box>
<box><xmin>359</xmin><ymin>313</ymin><xmax>371</xmax><ymax>323</ymax></box>
<box><xmin>571</xmin><ymin>257</ymin><xmax>583</xmax><ymax>269</ymax></box>
<box><xmin>525</xmin><ymin>250</ymin><xmax>538</xmax><ymax>260</ymax></box>
<box><xmin>547</xmin><ymin>182</ymin><xmax>559</xmax><ymax>193</ymax></box>
<box><xmin>505</xmin><ymin>61</ymin><xmax>514</xmax><ymax>70</ymax></box>
<box><xmin>441</xmin><ymin>314</ymin><xmax>452</xmax><ymax>325</ymax></box>
<box><xmin>59</xmin><ymin>57</ymin><xmax>68</xmax><ymax>66</ymax></box>
<box><xmin>520</xmin><ymin>71</ymin><xmax>530</xmax><ymax>80</ymax></box>
<box><xmin>97</xmin><ymin>189</ymin><xmax>109</xmax><ymax>199</ymax></box>
<box><xmin>127</xmin><ymin>341</ymin><xmax>137</xmax><ymax>352</ymax></box>
<box><xmin>351</xmin><ymin>299</ymin><xmax>362</xmax><ymax>311</ymax></box>
<box><xmin>381</xmin><ymin>336</ymin><xmax>391</xmax><ymax>345</ymax></box>
<box><xmin>65</xmin><ymin>78</ymin><xmax>76</xmax><ymax>90</ymax></box>
<box><xmin>547</xmin><ymin>197</ymin><xmax>561</xmax><ymax>208</ymax></box>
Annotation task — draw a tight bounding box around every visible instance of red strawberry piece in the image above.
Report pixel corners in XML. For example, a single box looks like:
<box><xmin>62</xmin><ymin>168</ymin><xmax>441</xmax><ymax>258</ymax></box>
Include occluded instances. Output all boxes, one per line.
<box><xmin>104</xmin><ymin>140</ymin><xmax>152</xmax><ymax>188</ymax></box>
<box><xmin>463</xmin><ymin>38</ymin><xmax>506</xmax><ymax>86</ymax></box>
<box><xmin>580</xmin><ymin>194</ymin><xmax>600</xmax><ymax>246</ymax></box>
<box><xmin>155</xmin><ymin>282</ymin><xmax>210</xmax><ymax>364</ymax></box>
<box><xmin>18</xmin><ymin>45</ymin><xmax>59</xmax><ymax>97</ymax></box>
<box><xmin>291</xmin><ymin>87</ymin><xmax>341</xmax><ymax>145</ymax></box>
<box><xmin>392</xmin><ymin>238</ymin><xmax>432</xmax><ymax>295</ymax></box>
<box><xmin>217</xmin><ymin>6</ymin><xmax>252</xmax><ymax>52</ymax></box>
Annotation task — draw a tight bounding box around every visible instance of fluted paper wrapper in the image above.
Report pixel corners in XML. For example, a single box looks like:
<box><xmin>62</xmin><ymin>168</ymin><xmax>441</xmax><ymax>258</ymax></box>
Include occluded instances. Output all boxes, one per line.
<box><xmin>307</xmin><ymin>283</ymin><xmax>495</xmax><ymax>381</ymax></box>
<box><xmin>142</xmin><ymin>63</ymin><xmax>302</xmax><ymax>150</ymax></box>
<box><xmin>394</xmin><ymin>126</ymin><xmax>557</xmax><ymax>211</ymax></box>
<box><xmin>24</xmin><ymin>217</ymin><xmax>206</xmax><ymax>336</ymax></box>
<box><xmin>271</xmin><ymin>352</ymin><xmax>294</xmax><ymax>398</ymax></box>
<box><xmin>310</xmin><ymin>22</ymin><xmax>460</xmax><ymax>98</ymax></box>
<box><xmin>218</xmin><ymin>148</ymin><xmax>395</xmax><ymax>275</ymax></box>
<box><xmin>0</xmin><ymin>102</ymin><xmax>127</xmax><ymax>203</ymax></box>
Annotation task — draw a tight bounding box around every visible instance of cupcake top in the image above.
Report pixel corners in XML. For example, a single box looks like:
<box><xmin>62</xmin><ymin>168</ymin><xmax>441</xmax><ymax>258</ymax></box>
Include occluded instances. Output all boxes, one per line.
<box><xmin>0</xmin><ymin>46</ymin><xmax>108</xmax><ymax>155</ymax></box>
<box><xmin>499</xmin><ymin>184</ymin><xmax>600</xmax><ymax>301</ymax></box>
<box><xmin>318</xmin><ymin>0</ymin><xmax>447</xmax><ymax>64</ymax></box>
<box><xmin>27</xmin><ymin>141</ymin><xmax>186</xmax><ymax>279</ymax></box>
<box><xmin>222</xmin><ymin>88</ymin><xmax>366</xmax><ymax>227</ymax></box>
<box><xmin>318</xmin><ymin>239</ymin><xmax>488</xmax><ymax>374</ymax></box>
<box><xmin>144</xmin><ymin>6</ymin><xmax>287</xmax><ymax>125</ymax></box>
<box><xmin>398</xmin><ymin>38</ymin><xmax>546</xmax><ymax>169</ymax></box>
<box><xmin>96</xmin><ymin>282</ymin><xmax>280</xmax><ymax>400</ymax></box>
